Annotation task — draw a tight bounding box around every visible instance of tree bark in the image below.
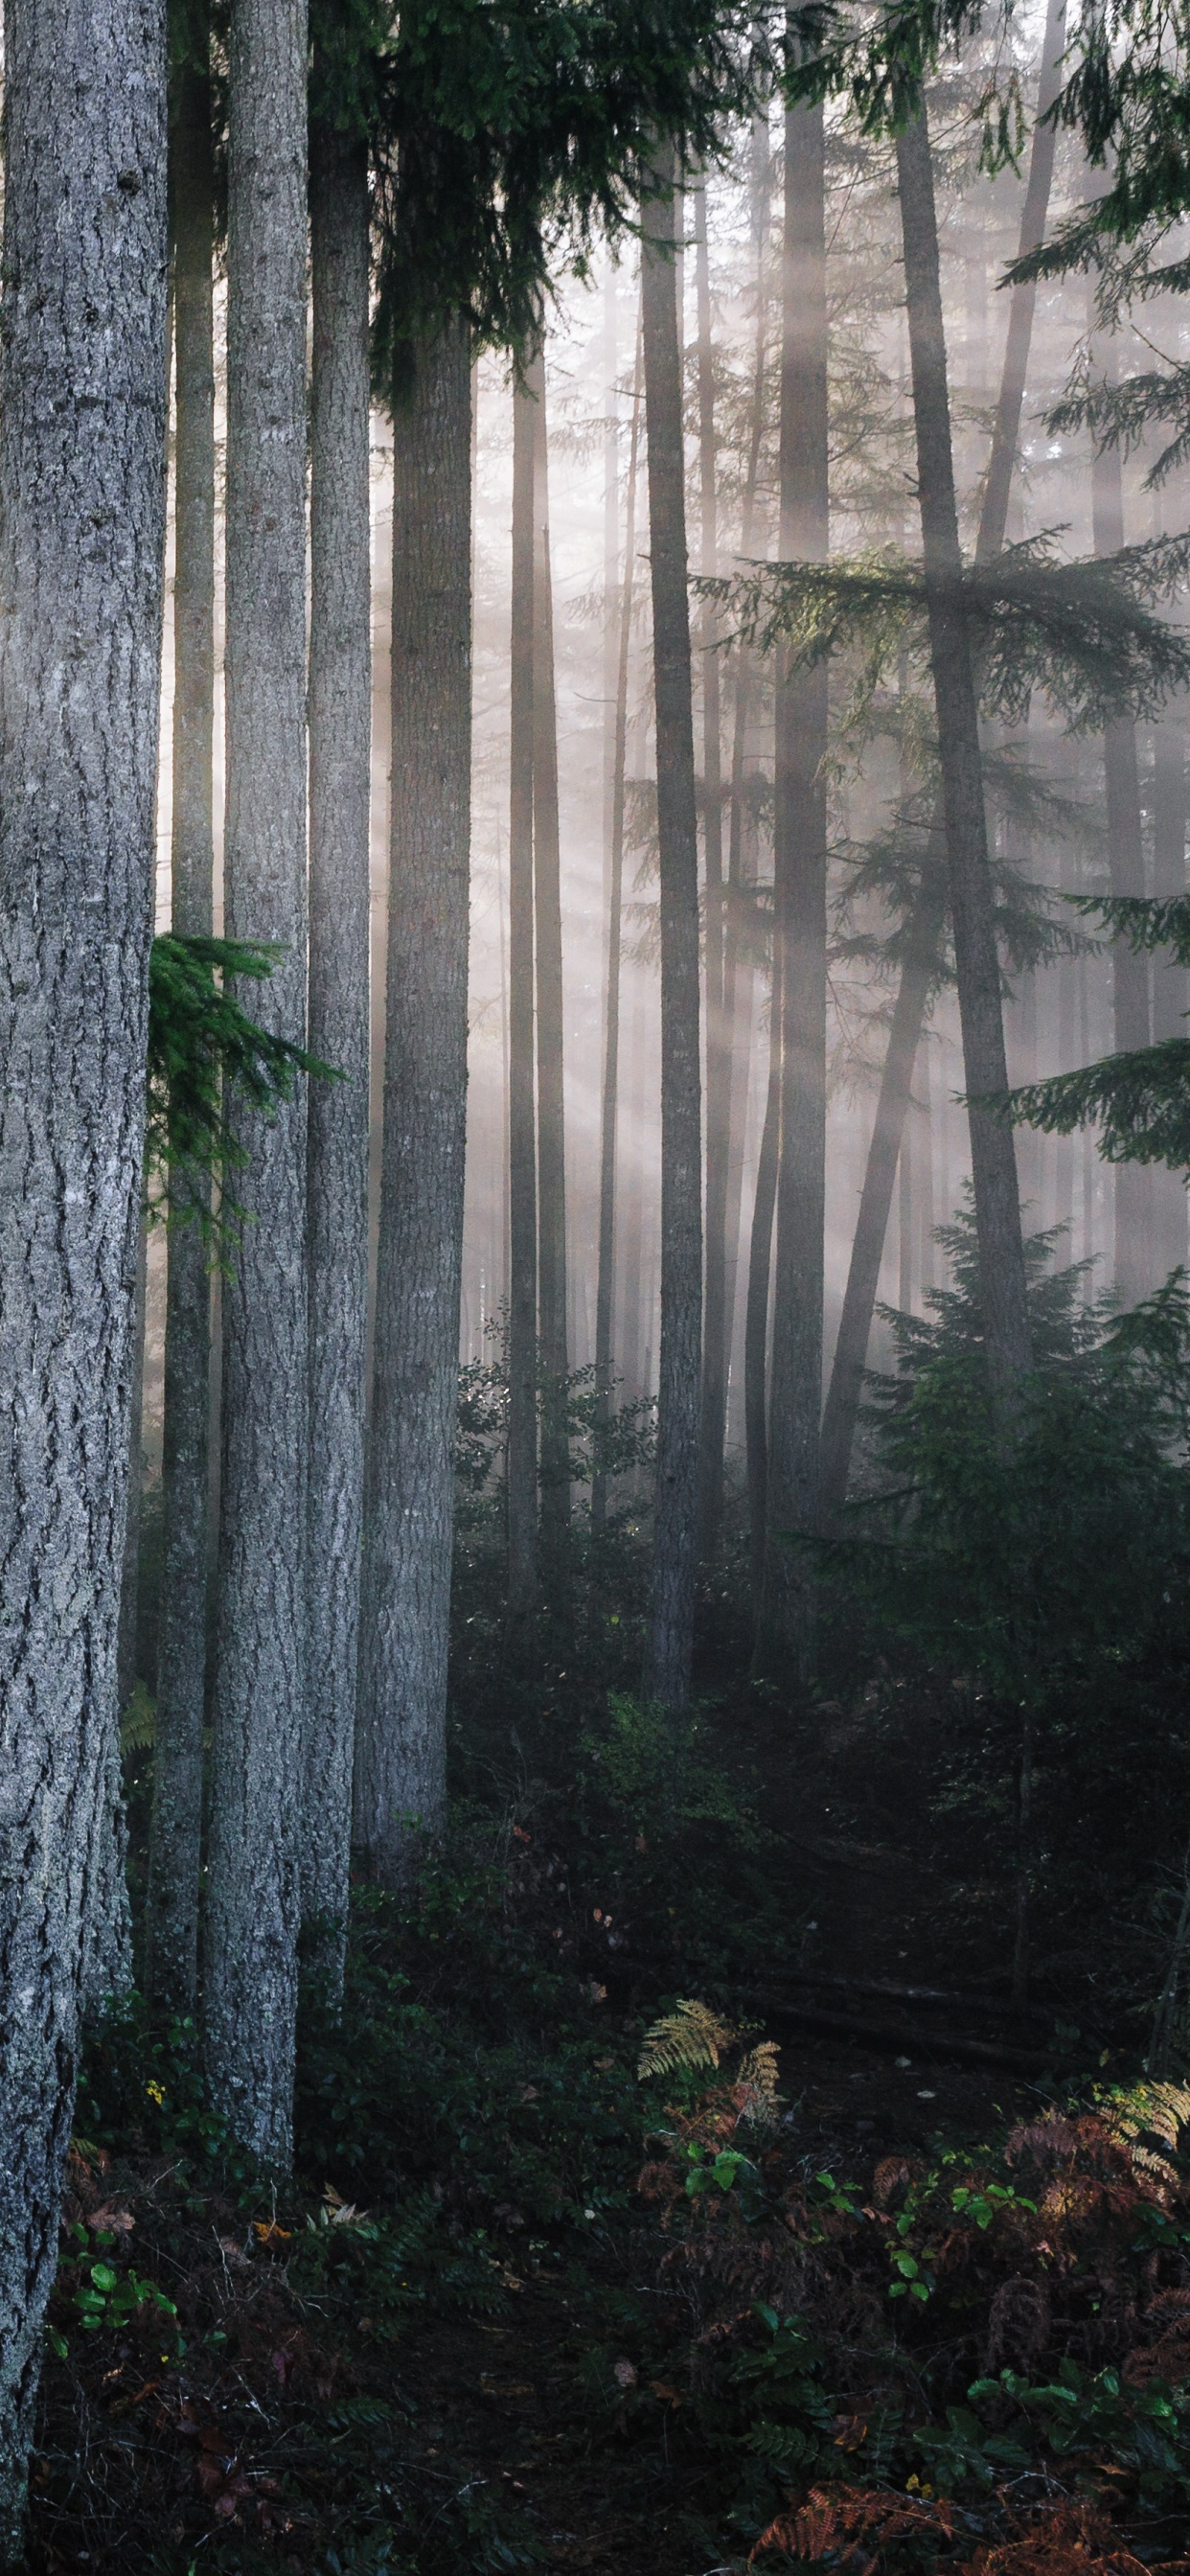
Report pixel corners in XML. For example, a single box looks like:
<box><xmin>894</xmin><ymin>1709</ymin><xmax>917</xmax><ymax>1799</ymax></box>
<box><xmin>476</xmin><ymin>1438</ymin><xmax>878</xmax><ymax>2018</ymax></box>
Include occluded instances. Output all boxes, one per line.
<box><xmin>593</xmin><ymin>314</ymin><xmax>643</xmax><ymax>1540</ymax></box>
<box><xmin>204</xmin><ymin>0</ymin><xmax>309</xmax><ymax>2172</ymax></box>
<box><xmin>355</xmin><ymin>323</ymin><xmax>472</xmax><ymax>1882</ymax></box>
<box><xmin>149</xmin><ymin>10</ymin><xmax>216</xmax><ymax>2014</ymax></box>
<box><xmin>304</xmin><ymin>111</ymin><xmax>371</xmax><ymax>1979</ymax></box>
<box><xmin>695</xmin><ymin>182</ymin><xmax>730</xmax><ymax>1566</ymax></box>
<box><xmin>895</xmin><ymin>105</ymin><xmax>1032</xmax><ymax>1405</ymax></box>
<box><xmin>755</xmin><ymin>99</ymin><xmax>829</xmax><ymax>1681</ymax></box>
<box><xmin>1091</xmin><ymin>353</ymin><xmax>1152</xmax><ymax>1302</ymax></box>
<box><xmin>641</xmin><ymin>151</ymin><xmax>703</xmax><ymax>1712</ymax></box>
<box><xmin>506</xmin><ymin>368</ymin><xmax>538</xmax><ymax>1622</ymax></box>
<box><xmin>0</xmin><ymin>0</ymin><xmax>168</xmax><ymax>2541</ymax></box>
<box><xmin>975</xmin><ymin>0</ymin><xmax>1065</xmax><ymax>569</ymax></box>
<box><xmin>745</xmin><ymin>1040</ymin><xmax>780</xmax><ymax>1601</ymax></box>
<box><xmin>529</xmin><ymin>351</ymin><xmax>571</xmax><ymax>1550</ymax></box>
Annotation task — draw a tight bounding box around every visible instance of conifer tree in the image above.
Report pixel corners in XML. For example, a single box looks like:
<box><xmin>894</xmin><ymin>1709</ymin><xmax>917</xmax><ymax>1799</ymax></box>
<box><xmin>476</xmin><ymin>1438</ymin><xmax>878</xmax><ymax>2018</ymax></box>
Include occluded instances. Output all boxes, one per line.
<box><xmin>0</xmin><ymin>0</ymin><xmax>168</xmax><ymax>2535</ymax></box>
<box><xmin>203</xmin><ymin>0</ymin><xmax>310</xmax><ymax>2169</ymax></box>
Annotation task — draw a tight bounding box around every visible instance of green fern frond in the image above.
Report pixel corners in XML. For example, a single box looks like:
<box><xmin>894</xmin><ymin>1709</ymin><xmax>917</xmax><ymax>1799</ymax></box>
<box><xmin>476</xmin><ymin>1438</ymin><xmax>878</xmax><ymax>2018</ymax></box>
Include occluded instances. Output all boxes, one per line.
<box><xmin>119</xmin><ymin>1681</ymin><xmax>156</xmax><ymax>1755</ymax></box>
<box><xmin>637</xmin><ymin>1998</ymin><xmax>736</xmax><ymax>2083</ymax></box>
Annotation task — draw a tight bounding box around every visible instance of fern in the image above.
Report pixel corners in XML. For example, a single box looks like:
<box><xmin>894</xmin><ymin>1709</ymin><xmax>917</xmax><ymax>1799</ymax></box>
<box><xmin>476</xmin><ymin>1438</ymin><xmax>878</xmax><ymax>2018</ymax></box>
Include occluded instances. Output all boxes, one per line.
<box><xmin>1102</xmin><ymin>2080</ymin><xmax>1190</xmax><ymax>2192</ymax></box>
<box><xmin>119</xmin><ymin>1681</ymin><xmax>156</xmax><ymax>1756</ymax></box>
<box><xmin>637</xmin><ymin>1998</ymin><xmax>736</xmax><ymax>2082</ymax></box>
<box><xmin>737</xmin><ymin>2041</ymin><xmax>782</xmax><ymax>2131</ymax></box>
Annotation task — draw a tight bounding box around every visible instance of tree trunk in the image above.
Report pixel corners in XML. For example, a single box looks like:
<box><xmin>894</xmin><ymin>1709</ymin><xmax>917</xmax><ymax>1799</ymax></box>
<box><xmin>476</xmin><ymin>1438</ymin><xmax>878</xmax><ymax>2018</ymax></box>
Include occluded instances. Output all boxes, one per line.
<box><xmin>204</xmin><ymin>0</ymin><xmax>309</xmax><ymax>2172</ymax></box>
<box><xmin>755</xmin><ymin>99</ymin><xmax>829</xmax><ymax>1681</ymax></box>
<box><xmin>695</xmin><ymin>182</ymin><xmax>730</xmax><ymax>1565</ymax></box>
<box><xmin>0</xmin><ymin>0</ymin><xmax>167</xmax><ymax>2540</ymax></box>
<box><xmin>593</xmin><ymin>313</ymin><xmax>643</xmax><ymax>1539</ymax></box>
<box><xmin>822</xmin><ymin>45</ymin><xmax>1061</xmax><ymax>1504</ymax></box>
<box><xmin>149</xmin><ymin>12</ymin><xmax>216</xmax><ymax>2015</ymax></box>
<box><xmin>1152</xmin><ymin>694</ymin><xmax>1188</xmax><ymax>1275</ymax></box>
<box><xmin>641</xmin><ymin>152</ymin><xmax>703</xmax><ymax>1712</ymax></box>
<box><xmin>895</xmin><ymin>105</ymin><xmax>1032</xmax><ymax>1404</ymax></box>
<box><xmin>355</xmin><ymin>324</ymin><xmax>472</xmax><ymax>1882</ymax></box>
<box><xmin>819</xmin><ymin>895</ymin><xmax>945</xmax><ymax>1510</ymax></box>
<box><xmin>507</xmin><ymin>368</ymin><xmax>538</xmax><ymax>1622</ymax></box>
<box><xmin>1091</xmin><ymin>355</ymin><xmax>1152</xmax><ymax>1302</ymax></box>
<box><xmin>529</xmin><ymin>351</ymin><xmax>571</xmax><ymax>1551</ymax></box>
<box><xmin>304</xmin><ymin>111</ymin><xmax>371</xmax><ymax>1980</ymax></box>
<box><xmin>746</xmin><ymin>1040</ymin><xmax>780</xmax><ymax>1602</ymax></box>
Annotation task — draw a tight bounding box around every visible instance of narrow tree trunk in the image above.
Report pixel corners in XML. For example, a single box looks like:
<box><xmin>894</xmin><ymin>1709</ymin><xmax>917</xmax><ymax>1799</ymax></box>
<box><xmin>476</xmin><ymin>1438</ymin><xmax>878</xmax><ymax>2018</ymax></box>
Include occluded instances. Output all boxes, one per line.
<box><xmin>1091</xmin><ymin>356</ymin><xmax>1152</xmax><ymax>1302</ymax></box>
<box><xmin>1152</xmin><ymin>696</ymin><xmax>1187</xmax><ymax>1274</ymax></box>
<box><xmin>695</xmin><ymin>182</ymin><xmax>730</xmax><ymax>1565</ymax></box>
<box><xmin>641</xmin><ymin>151</ymin><xmax>703</xmax><ymax>1712</ymax></box>
<box><xmin>304</xmin><ymin>111</ymin><xmax>371</xmax><ymax>1981</ymax></box>
<box><xmin>593</xmin><ymin>316</ymin><xmax>643</xmax><ymax>1539</ymax></box>
<box><xmin>356</xmin><ymin>324</ymin><xmax>472</xmax><ymax>1881</ymax></box>
<box><xmin>204</xmin><ymin>0</ymin><xmax>309</xmax><ymax>2172</ymax></box>
<box><xmin>507</xmin><ymin>367</ymin><xmax>538</xmax><ymax>1622</ymax></box>
<box><xmin>821</xmin><ymin>43</ymin><xmax>1060</xmax><ymax>1505</ymax></box>
<box><xmin>0</xmin><ymin>0</ymin><xmax>168</xmax><ymax>2538</ymax></box>
<box><xmin>756</xmin><ymin>98</ymin><xmax>829</xmax><ymax>1680</ymax></box>
<box><xmin>529</xmin><ymin>351</ymin><xmax>571</xmax><ymax>1550</ymax></box>
<box><xmin>745</xmin><ymin>1037</ymin><xmax>780</xmax><ymax>1600</ymax></box>
<box><xmin>117</xmin><ymin>1224</ymin><xmax>149</xmax><ymax>1715</ymax></box>
<box><xmin>895</xmin><ymin>105</ymin><xmax>1032</xmax><ymax>1404</ymax></box>
<box><xmin>149</xmin><ymin>10</ymin><xmax>216</xmax><ymax>2015</ymax></box>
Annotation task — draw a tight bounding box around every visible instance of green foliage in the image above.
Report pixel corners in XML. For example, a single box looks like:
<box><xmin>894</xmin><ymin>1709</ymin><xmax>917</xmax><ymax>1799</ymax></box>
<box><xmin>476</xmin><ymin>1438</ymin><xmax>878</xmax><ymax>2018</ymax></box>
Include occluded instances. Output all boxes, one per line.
<box><xmin>1008</xmin><ymin>897</ymin><xmax>1190</xmax><ymax>1174</ymax></box>
<box><xmin>147</xmin><ymin>933</ymin><xmax>335</xmax><ymax>1243</ymax></box>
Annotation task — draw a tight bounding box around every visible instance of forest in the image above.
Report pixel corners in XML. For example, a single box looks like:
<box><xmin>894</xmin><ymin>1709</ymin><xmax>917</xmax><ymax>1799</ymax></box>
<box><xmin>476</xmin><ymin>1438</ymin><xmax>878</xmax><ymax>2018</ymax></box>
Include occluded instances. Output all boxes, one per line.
<box><xmin>11</xmin><ymin>0</ymin><xmax>1190</xmax><ymax>2567</ymax></box>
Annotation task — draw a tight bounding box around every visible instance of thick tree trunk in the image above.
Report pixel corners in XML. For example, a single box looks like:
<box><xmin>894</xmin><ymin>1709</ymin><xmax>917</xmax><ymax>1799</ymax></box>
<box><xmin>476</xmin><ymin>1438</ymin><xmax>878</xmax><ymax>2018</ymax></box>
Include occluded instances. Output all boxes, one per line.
<box><xmin>593</xmin><ymin>318</ymin><xmax>642</xmax><ymax>1540</ymax></box>
<box><xmin>895</xmin><ymin>106</ymin><xmax>1032</xmax><ymax>1403</ymax></box>
<box><xmin>755</xmin><ymin>100</ymin><xmax>829</xmax><ymax>1681</ymax></box>
<box><xmin>507</xmin><ymin>368</ymin><xmax>538</xmax><ymax>1622</ymax></box>
<box><xmin>641</xmin><ymin>153</ymin><xmax>703</xmax><ymax>1712</ymax></box>
<box><xmin>0</xmin><ymin>0</ymin><xmax>167</xmax><ymax>2542</ymax></box>
<box><xmin>1091</xmin><ymin>370</ymin><xmax>1152</xmax><ymax>1301</ymax></box>
<box><xmin>149</xmin><ymin>13</ymin><xmax>216</xmax><ymax>2014</ymax></box>
<box><xmin>204</xmin><ymin>0</ymin><xmax>309</xmax><ymax>2172</ymax></box>
<box><xmin>695</xmin><ymin>183</ymin><xmax>730</xmax><ymax>1566</ymax></box>
<box><xmin>304</xmin><ymin>113</ymin><xmax>371</xmax><ymax>1978</ymax></box>
<box><xmin>356</xmin><ymin>324</ymin><xmax>472</xmax><ymax>1881</ymax></box>
<box><xmin>529</xmin><ymin>352</ymin><xmax>571</xmax><ymax>1548</ymax></box>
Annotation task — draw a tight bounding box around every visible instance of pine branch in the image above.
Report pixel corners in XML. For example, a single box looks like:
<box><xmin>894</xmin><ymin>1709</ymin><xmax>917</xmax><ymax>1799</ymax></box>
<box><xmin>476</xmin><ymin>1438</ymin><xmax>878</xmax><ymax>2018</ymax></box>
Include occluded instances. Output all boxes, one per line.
<box><xmin>1006</xmin><ymin>1039</ymin><xmax>1190</xmax><ymax>1170</ymax></box>
<box><xmin>147</xmin><ymin>932</ymin><xmax>338</xmax><ymax>1241</ymax></box>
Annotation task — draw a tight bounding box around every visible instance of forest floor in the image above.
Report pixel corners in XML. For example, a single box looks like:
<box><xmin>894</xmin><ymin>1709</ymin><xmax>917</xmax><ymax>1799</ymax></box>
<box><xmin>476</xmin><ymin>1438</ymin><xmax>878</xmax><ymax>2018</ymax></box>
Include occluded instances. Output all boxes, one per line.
<box><xmin>24</xmin><ymin>1675</ymin><xmax>1190</xmax><ymax>2576</ymax></box>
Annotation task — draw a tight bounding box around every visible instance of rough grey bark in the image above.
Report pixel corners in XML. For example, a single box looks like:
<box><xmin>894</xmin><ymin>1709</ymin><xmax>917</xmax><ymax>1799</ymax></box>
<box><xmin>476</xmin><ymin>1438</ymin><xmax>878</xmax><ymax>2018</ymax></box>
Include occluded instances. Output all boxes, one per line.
<box><xmin>116</xmin><ymin>1223</ymin><xmax>149</xmax><ymax>1715</ymax></box>
<box><xmin>304</xmin><ymin>113</ymin><xmax>371</xmax><ymax>1977</ymax></box>
<box><xmin>507</xmin><ymin>367</ymin><xmax>538</xmax><ymax>1622</ymax></box>
<box><xmin>592</xmin><ymin>319</ymin><xmax>643</xmax><ymax>1541</ymax></box>
<box><xmin>529</xmin><ymin>351</ymin><xmax>571</xmax><ymax>1549</ymax></box>
<box><xmin>204</xmin><ymin>0</ymin><xmax>309</xmax><ymax>2172</ymax></box>
<box><xmin>896</xmin><ymin>105</ymin><xmax>1032</xmax><ymax>1404</ymax></box>
<box><xmin>355</xmin><ymin>323</ymin><xmax>471</xmax><ymax>1881</ymax></box>
<box><xmin>1152</xmin><ymin>698</ymin><xmax>1188</xmax><ymax>1275</ymax></box>
<box><xmin>695</xmin><ymin>183</ymin><xmax>729</xmax><ymax>1566</ymax></box>
<box><xmin>149</xmin><ymin>13</ymin><xmax>217</xmax><ymax>2014</ymax></box>
<box><xmin>1091</xmin><ymin>354</ymin><xmax>1152</xmax><ymax>1301</ymax></box>
<box><xmin>755</xmin><ymin>99</ymin><xmax>829</xmax><ymax>1681</ymax></box>
<box><xmin>821</xmin><ymin>38</ymin><xmax>1060</xmax><ymax>1506</ymax></box>
<box><xmin>0</xmin><ymin>0</ymin><xmax>168</xmax><ymax>2542</ymax></box>
<box><xmin>641</xmin><ymin>153</ymin><xmax>703</xmax><ymax>1712</ymax></box>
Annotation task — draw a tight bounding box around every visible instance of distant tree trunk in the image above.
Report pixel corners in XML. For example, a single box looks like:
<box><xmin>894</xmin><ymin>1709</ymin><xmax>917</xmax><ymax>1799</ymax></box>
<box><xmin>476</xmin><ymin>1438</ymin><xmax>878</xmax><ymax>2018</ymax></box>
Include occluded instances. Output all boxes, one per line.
<box><xmin>593</xmin><ymin>316</ymin><xmax>642</xmax><ymax>1540</ymax></box>
<box><xmin>303</xmin><ymin>109</ymin><xmax>371</xmax><ymax>1982</ymax></box>
<box><xmin>356</xmin><ymin>323</ymin><xmax>472</xmax><ymax>1882</ymax></box>
<box><xmin>117</xmin><ymin>1225</ymin><xmax>149</xmax><ymax>1714</ymax></box>
<box><xmin>529</xmin><ymin>351</ymin><xmax>571</xmax><ymax>1552</ymax></box>
<box><xmin>149</xmin><ymin>12</ymin><xmax>217</xmax><ymax>2015</ymax></box>
<box><xmin>821</xmin><ymin>39</ymin><xmax>1060</xmax><ymax>1506</ymax></box>
<box><xmin>204</xmin><ymin>0</ymin><xmax>309</xmax><ymax>2173</ymax></box>
<box><xmin>755</xmin><ymin>99</ymin><xmax>829</xmax><ymax>1681</ymax></box>
<box><xmin>895</xmin><ymin>105</ymin><xmax>1032</xmax><ymax>1406</ymax></box>
<box><xmin>819</xmin><ymin>889</ymin><xmax>946</xmax><ymax>1513</ymax></box>
<box><xmin>507</xmin><ymin>367</ymin><xmax>538</xmax><ymax>1623</ymax></box>
<box><xmin>1091</xmin><ymin>349</ymin><xmax>1152</xmax><ymax>1303</ymax></box>
<box><xmin>1152</xmin><ymin>696</ymin><xmax>1187</xmax><ymax>1275</ymax></box>
<box><xmin>0</xmin><ymin>0</ymin><xmax>168</xmax><ymax>2538</ymax></box>
<box><xmin>745</xmin><ymin>1040</ymin><xmax>780</xmax><ymax>1601</ymax></box>
<box><xmin>641</xmin><ymin>151</ymin><xmax>703</xmax><ymax>1712</ymax></box>
<box><xmin>695</xmin><ymin>182</ymin><xmax>730</xmax><ymax>1565</ymax></box>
